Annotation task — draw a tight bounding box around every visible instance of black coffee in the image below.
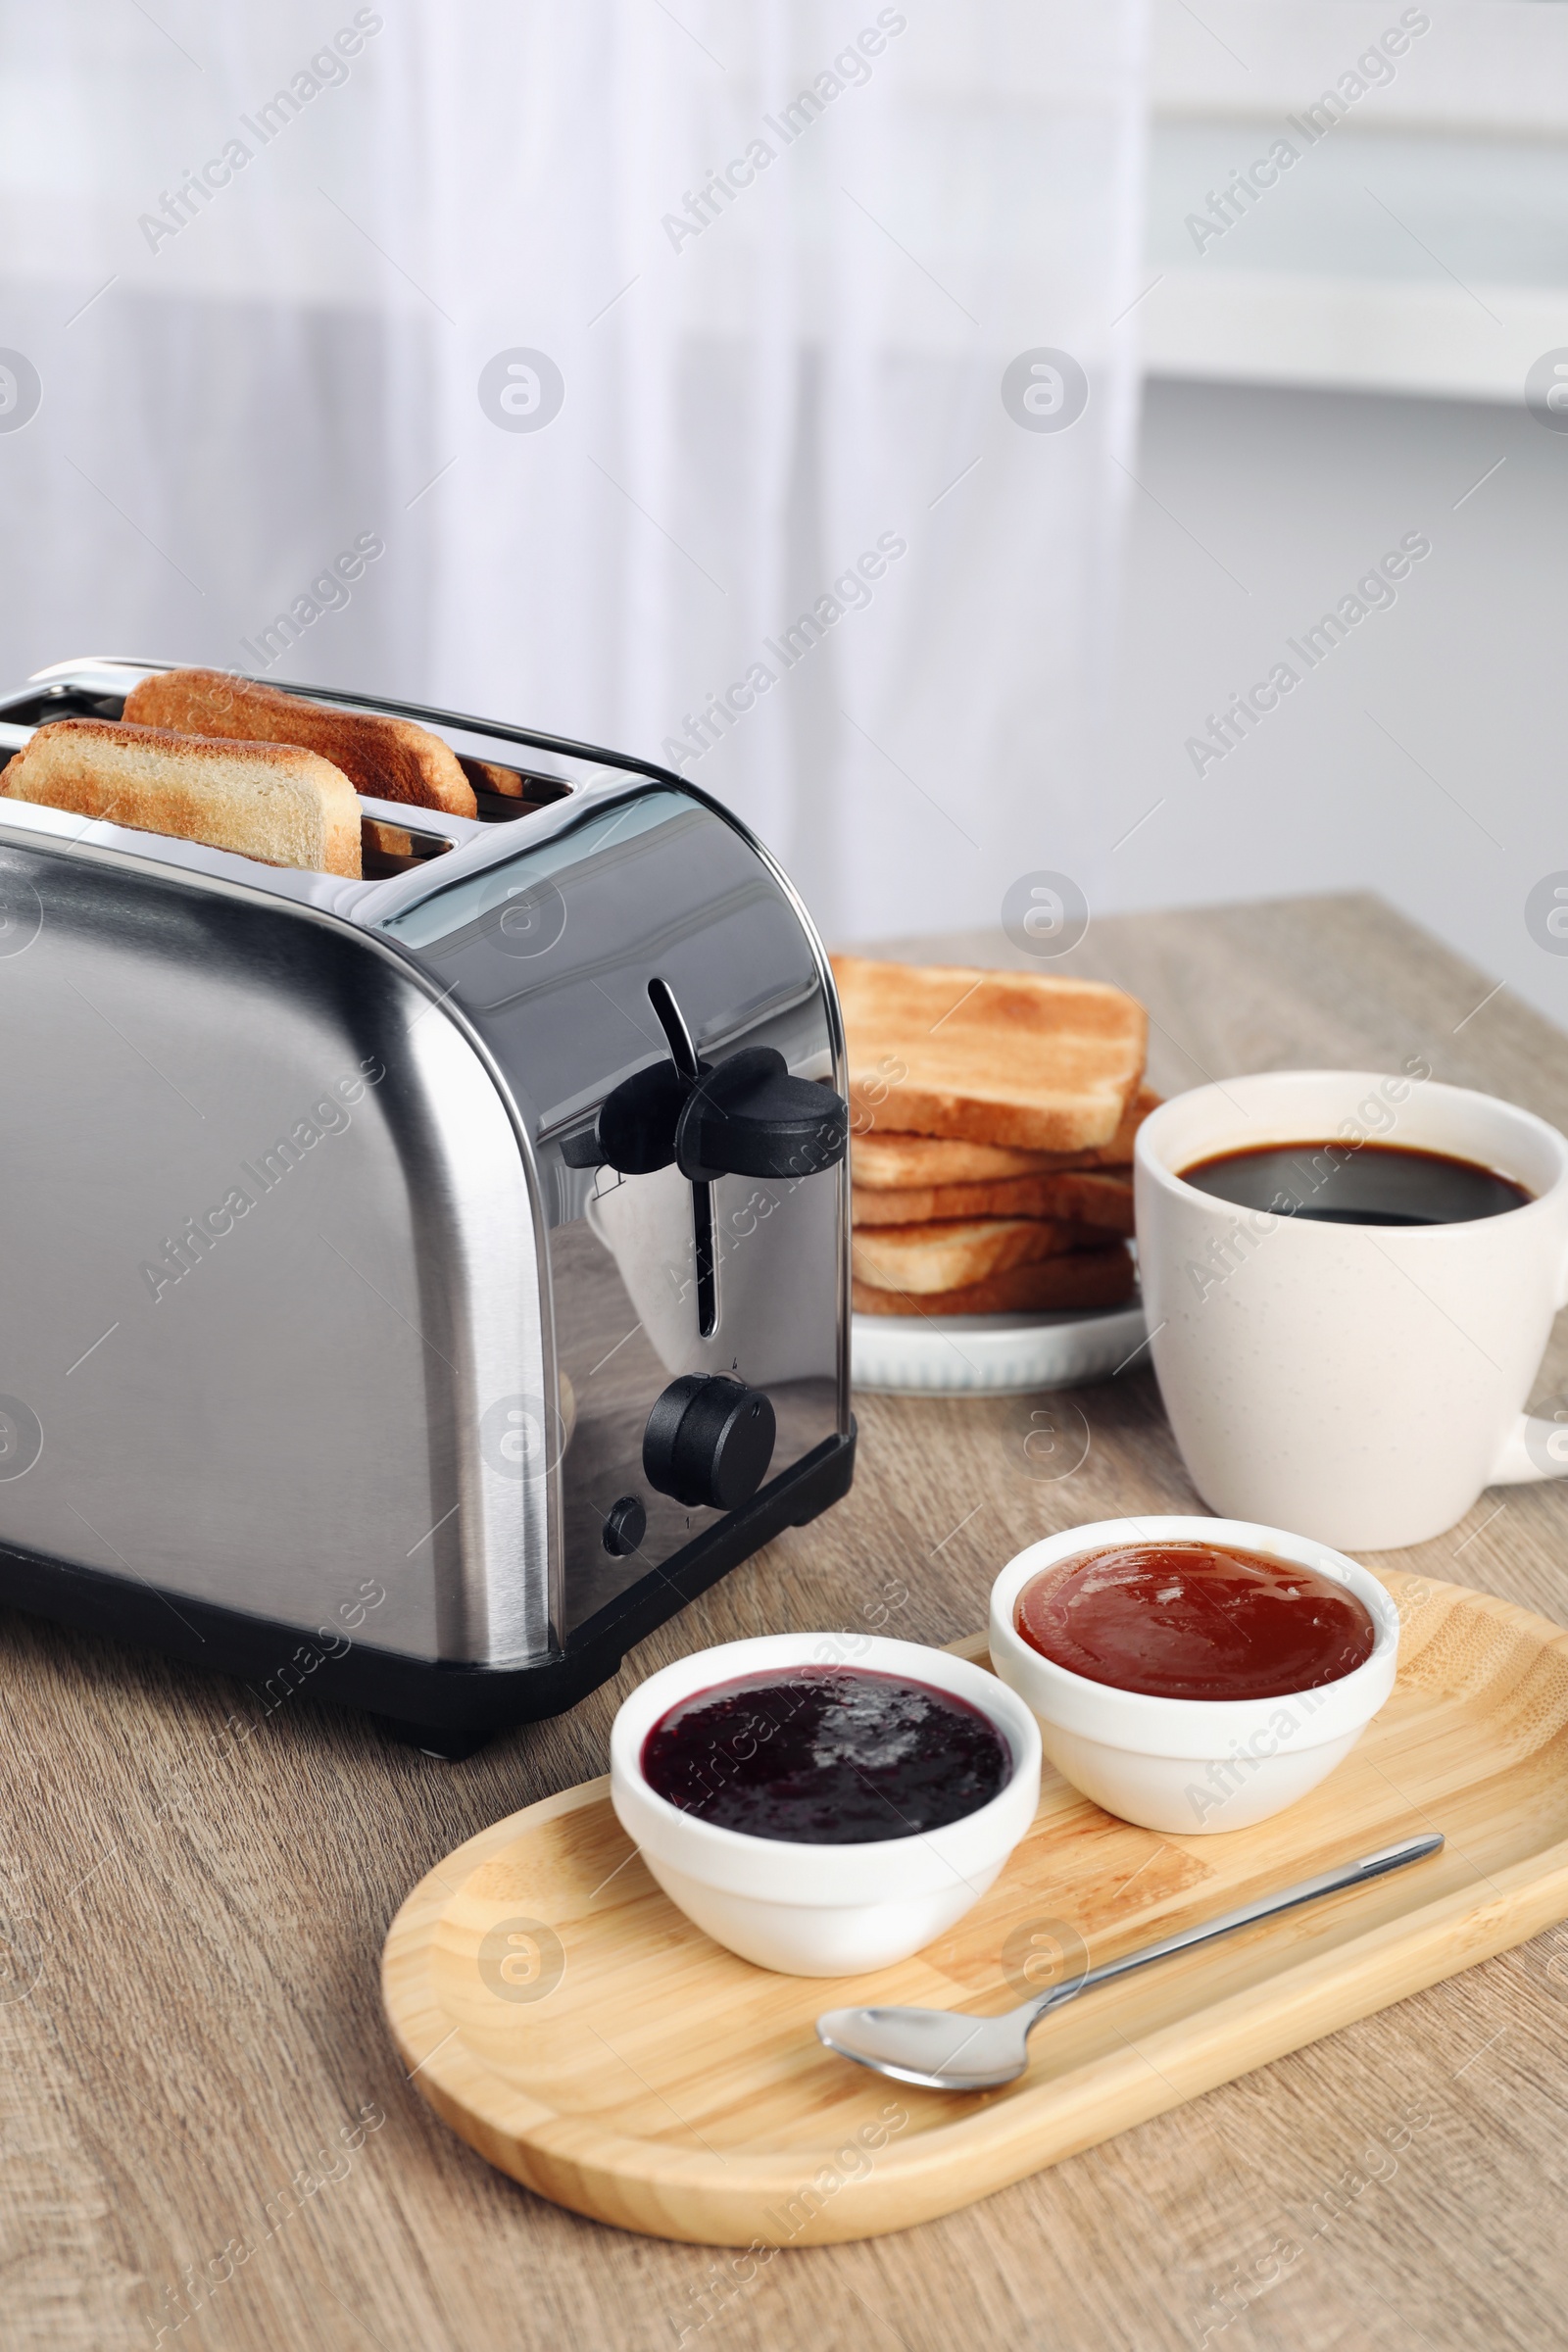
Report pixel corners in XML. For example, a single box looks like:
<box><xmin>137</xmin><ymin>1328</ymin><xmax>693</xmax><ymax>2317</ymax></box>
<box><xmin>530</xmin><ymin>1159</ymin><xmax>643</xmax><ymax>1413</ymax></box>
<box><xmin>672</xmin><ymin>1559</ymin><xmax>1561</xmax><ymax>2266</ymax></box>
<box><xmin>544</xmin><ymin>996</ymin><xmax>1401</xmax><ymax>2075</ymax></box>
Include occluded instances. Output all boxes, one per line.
<box><xmin>1181</xmin><ymin>1140</ymin><xmax>1532</xmax><ymax>1227</ymax></box>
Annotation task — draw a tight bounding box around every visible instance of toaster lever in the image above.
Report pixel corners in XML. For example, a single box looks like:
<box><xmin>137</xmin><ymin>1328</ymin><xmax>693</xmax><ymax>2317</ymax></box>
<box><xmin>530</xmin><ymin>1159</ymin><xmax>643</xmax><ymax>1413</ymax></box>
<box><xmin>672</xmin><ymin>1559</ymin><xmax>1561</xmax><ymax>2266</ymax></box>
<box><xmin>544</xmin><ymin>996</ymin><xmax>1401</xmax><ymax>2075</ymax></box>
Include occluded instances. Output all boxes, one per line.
<box><xmin>564</xmin><ymin>1048</ymin><xmax>848</xmax><ymax>1188</ymax></box>
<box><xmin>673</xmin><ymin>1049</ymin><xmax>849</xmax><ymax>1183</ymax></box>
<box><xmin>563</xmin><ymin>1059</ymin><xmax>693</xmax><ymax>1174</ymax></box>
<box><xmin>565</xmin><ymin>1036</ymin><xmax>844</xmax><ymax>1348</ymax></box>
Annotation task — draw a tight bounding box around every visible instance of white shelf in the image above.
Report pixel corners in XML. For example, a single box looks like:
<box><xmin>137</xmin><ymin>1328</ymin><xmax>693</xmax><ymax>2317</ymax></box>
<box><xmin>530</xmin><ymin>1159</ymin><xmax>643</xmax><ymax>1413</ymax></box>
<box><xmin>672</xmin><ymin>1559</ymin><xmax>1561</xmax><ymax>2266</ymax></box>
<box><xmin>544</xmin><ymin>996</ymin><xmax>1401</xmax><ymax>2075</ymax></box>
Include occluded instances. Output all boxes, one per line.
<box><xmin>1141</xmin><ymin>267</ymin><xmax>1568</xmax><ymax>403</ymax></box>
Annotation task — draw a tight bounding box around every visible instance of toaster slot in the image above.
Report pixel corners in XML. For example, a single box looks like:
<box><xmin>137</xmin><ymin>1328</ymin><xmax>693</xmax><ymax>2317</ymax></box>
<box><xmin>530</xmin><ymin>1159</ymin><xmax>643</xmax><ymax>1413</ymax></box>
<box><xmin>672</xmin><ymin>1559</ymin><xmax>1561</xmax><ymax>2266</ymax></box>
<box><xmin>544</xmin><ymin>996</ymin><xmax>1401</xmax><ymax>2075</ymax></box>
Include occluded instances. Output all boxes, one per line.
<box><xmin>360</xmin><ymin>815</ymin><xmax>458</xmax><ymax>879</ymax></box>
<box><xmin>0</xmin><ymin>686</ymin><xmax>576</xmax><ymax>833</ymax></box>
<box><xmin>690</xmin><ymin>1184</ymin><xmax>717</xmax><ymax>1339</ymax></box>
<box><xmin>0</xmin><ymin>684</ymin><xmax>127</xmax><ymax>725</ymax></box>
<box><xmin>458</xmin><ymin>755</ymin><xmax>573</xmax><ymax>823</ymax></box>
<box><xmin>647</xmin><ymin>976</ymin><xmax>718</xmax><ymax>1339</ymax></box>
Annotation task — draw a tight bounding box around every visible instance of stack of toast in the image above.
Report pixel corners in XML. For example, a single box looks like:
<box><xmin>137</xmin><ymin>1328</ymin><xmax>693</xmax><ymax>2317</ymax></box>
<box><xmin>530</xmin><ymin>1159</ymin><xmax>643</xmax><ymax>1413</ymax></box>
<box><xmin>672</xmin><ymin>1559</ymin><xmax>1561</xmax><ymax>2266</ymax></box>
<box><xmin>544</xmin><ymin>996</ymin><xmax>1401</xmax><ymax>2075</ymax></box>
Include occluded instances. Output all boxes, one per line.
<box><xmin>833</xmin><ymin>954</ymin><xmax>1155</xmax><ymax>1317</ymax></box>
<box><xmin>0</xmin><ymin>667</ymin><xmax>482</xmax><ymax>880</ymax></box>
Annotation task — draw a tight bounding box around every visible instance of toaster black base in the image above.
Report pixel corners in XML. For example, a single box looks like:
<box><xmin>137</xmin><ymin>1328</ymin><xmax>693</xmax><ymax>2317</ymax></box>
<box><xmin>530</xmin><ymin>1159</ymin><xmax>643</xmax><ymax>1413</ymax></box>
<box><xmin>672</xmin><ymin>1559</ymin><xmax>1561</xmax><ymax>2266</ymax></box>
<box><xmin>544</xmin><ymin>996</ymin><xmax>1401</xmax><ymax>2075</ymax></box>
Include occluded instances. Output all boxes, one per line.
<box><xmin>0</xmin><ymin>1424</ymin><xmax>857</xmax><ymax>1756</ymax></box>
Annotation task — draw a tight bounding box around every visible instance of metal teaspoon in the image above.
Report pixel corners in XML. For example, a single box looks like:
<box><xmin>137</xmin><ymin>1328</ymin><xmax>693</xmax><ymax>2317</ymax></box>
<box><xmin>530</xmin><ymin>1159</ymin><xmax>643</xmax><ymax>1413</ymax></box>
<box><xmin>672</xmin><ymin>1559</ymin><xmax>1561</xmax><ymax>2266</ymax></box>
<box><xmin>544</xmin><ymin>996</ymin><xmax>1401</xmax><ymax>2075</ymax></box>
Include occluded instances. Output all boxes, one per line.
<box><xmin>815</xmin><ymin>1833</ymin><xmax>1444</xmax><ymax>2091</ymax></box>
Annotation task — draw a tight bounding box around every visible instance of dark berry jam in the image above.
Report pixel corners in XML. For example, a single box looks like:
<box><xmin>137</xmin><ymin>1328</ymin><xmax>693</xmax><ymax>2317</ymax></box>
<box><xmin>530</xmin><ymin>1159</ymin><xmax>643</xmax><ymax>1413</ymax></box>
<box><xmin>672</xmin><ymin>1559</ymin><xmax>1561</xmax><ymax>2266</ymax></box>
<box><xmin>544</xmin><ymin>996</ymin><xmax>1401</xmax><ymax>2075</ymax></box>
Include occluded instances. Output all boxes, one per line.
<box><xmin>640</xmin><ymin>1665</ymin><xmax>1009</xmax><ymax>1842</ymax></box>
<box><xmin>1015</xmin><ymin>1541</ymin><xmax>1376</xmax><ymax>1701</ymax></box>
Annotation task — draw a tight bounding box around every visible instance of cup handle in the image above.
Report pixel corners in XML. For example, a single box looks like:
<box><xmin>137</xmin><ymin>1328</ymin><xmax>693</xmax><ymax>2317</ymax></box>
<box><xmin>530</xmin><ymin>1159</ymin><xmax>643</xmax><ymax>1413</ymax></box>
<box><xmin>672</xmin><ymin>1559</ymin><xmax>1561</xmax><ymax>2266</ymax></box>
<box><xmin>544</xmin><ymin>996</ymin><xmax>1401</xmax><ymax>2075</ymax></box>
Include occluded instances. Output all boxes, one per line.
<box><xmin>1492</xmin><ymin>1227</ymin><xmax>1568</xmax><ymax>1481</ymax></box>
<box><xmin>1489</xmin><ymin>1414</ymin><xmax>1568</xmax><ymax>1486</ymax></box>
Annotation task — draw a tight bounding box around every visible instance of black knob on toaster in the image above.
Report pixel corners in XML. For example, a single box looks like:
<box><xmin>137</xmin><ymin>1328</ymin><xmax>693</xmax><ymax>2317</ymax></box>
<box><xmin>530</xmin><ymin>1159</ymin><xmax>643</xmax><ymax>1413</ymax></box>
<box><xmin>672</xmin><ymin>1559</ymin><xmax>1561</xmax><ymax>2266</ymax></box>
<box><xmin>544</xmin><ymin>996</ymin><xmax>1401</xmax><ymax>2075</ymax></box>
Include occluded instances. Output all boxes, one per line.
<box><xmin>642</xmin><ymin>1375</ymin><xmax>776</xmax><ymax>1513</ymax></box>
<box><xmin>602</xmin><ymin>1494</ymin><xmax>647</xmax><ymax>1557</ymax></box>
<box><xmin>673</xmin><ymin>1048</ymin><xmax>849</xmax><ymax>1183</ymax></box>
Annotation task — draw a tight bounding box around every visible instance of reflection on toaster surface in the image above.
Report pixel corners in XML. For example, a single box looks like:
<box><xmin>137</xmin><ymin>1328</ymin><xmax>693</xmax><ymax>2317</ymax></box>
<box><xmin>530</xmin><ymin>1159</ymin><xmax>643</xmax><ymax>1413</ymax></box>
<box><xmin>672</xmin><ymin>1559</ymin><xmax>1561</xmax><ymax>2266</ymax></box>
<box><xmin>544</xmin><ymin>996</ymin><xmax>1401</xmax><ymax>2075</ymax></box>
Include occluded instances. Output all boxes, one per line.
<box><xmin>554</xmin><ymin>1215</ymin><xmax>838</xmax><ymax>1631</ymax></box>
<box><xmin>380</xmin><ymin>781</ymin><xmax>850</xmax><ymax>1648</ymax></box>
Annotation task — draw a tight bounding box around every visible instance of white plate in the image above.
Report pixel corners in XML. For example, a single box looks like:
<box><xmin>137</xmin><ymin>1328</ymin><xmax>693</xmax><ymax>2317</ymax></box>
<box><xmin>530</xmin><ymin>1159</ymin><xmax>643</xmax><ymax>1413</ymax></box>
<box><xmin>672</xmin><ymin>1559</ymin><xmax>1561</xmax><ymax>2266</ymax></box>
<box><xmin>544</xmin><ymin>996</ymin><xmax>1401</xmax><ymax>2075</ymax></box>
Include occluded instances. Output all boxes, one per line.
<box><xmin>851</xmin><ymin>1294</ymin><xmax>1147</xmax><ymax>1396</ymax></box>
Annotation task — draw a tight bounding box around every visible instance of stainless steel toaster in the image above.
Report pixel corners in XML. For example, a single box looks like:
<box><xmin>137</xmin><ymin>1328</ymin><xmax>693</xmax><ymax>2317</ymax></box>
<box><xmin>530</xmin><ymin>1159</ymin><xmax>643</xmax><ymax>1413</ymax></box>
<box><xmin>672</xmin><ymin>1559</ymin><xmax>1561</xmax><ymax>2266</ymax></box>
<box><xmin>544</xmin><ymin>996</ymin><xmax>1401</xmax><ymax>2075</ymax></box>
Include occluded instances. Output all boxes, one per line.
<box><xmin>0</xmin><ymin>659</ymin><xmax>855</xmax><ymax>1753</ymax></box>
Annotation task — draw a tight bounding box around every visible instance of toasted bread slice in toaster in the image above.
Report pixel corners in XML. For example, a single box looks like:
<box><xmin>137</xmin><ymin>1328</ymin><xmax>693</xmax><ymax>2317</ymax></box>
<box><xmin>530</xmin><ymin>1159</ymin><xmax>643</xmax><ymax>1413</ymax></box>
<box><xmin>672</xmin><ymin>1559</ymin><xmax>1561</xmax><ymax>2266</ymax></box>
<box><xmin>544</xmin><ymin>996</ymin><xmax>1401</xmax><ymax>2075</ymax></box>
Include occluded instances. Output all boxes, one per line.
<box><xmin>463</xmin><ymin>756</ymin><xmax>527</xmax><ymax>797</ymax></box>
<box><xmin>853</xmin><ymin>1168</ymin><xmax>1135</xmax><ymax>1233</ymax></box>
<box><xmin>851</xmin><ymin>1086</ymin><xmax>1159</xmax><ymax>1187</ymax></box>
<box><xmin>852</xmin><ymin>1246</ymin><xmax>1135</xmax><ymax>1317</ymax></box>
<box><xmin>361</xmin><ymin>815</ymin><xmax>415</xmax><ymax>858</ymax></box>
<box><xmin>123</xmin><ymin>666</ymin><xmax>477</xmax><ymax>819</ymax></box>
<box><xmin>2</xmin><ymin>717</ymin><xmax>363</xmax><ymax>878</ymax></box>
<box><xmin>833</xmin><ymin>956</ymin><xmax>1147</xmax><ymax>1152</ymax></box>
<box><xmin>851</xmin><ymin>1214</ymin><xmax>1108</xmax><ymax>1296</ymax></box>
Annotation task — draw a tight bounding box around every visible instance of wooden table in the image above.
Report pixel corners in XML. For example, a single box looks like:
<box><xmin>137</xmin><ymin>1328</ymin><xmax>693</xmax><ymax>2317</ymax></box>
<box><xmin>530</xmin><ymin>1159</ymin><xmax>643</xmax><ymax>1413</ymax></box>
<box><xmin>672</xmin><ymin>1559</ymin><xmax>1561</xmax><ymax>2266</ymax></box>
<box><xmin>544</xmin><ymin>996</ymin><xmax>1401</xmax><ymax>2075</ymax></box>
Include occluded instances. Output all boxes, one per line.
<box><xmin>6</xmin><ymin>894</ymin><xmax>1567</xmax><ymax>2352</ymax></box>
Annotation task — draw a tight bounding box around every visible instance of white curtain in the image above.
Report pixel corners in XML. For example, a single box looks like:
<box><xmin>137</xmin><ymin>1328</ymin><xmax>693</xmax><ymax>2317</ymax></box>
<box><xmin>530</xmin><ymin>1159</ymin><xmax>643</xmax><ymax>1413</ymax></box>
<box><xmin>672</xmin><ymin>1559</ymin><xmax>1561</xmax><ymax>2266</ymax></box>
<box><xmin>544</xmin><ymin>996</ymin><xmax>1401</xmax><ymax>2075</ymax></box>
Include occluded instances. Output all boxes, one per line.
<box><xmin>0</xmin><ymin>0</ymin><xmax>1146</xmax><ymax>944</ymax></box>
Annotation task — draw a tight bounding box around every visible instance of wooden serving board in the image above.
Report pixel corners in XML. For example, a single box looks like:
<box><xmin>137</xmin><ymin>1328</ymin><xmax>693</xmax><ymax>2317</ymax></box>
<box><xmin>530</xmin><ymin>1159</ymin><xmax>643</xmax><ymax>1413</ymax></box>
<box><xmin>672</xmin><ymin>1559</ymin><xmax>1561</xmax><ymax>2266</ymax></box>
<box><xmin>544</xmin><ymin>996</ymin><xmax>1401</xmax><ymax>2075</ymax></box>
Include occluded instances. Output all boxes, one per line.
<box><xmin>381</xmin><ymin>1569</ymin><xmax>1568</xmax><ymax>2246</ymax></box>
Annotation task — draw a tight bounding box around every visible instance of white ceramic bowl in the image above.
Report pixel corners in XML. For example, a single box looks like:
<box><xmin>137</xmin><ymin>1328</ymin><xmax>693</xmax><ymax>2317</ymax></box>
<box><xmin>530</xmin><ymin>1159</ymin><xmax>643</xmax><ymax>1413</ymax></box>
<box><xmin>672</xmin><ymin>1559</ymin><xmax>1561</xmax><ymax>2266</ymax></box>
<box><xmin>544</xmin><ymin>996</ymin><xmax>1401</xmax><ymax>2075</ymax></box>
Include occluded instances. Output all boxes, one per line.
<box><xmin>988</xmin><ymin>1517</ymin><xmax>1399</xmax><ymax>1835</ymax></box>
<box><xmin>610</xmin><ymin>1633</ymin><xmax>1042</xmax><ymax>1976</ymax></box>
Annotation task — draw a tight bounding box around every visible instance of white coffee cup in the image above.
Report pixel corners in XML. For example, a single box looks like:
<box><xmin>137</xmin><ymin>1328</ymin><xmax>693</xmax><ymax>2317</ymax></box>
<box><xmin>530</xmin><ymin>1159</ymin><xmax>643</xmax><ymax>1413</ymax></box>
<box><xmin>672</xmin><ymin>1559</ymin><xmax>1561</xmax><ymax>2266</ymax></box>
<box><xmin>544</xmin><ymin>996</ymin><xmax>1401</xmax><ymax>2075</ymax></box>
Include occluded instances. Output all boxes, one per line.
<box><xmin>1134</xmin><ymin>1069</ymin><xmax>1568</xmax><ymax>1549</ymax></box>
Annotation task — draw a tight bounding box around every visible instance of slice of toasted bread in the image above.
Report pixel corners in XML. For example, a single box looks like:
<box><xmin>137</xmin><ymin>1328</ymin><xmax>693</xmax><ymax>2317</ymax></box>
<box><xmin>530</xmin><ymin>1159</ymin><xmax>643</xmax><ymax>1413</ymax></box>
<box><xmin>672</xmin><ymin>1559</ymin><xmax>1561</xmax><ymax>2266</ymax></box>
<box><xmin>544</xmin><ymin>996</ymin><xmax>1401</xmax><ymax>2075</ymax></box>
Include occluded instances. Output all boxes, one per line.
<box><xmin>2</xmin><ymin>718</ymin><xmax>362</xmax><ymax>878</ymax></box>
<box><xmin>852</xmin><ymin>1086</ymin><xmax>1160</xmax><ymax>1186</ymax></box>
<box><xmin>361</xmin><ymin>816</ymin><xmax>414</xmax><ymax>858</ymax></box>
<box><xmin>852</xmin><ymin>1216</ymin><xmax>1107</xmax><ymax>1296</ymax></box>
<box><xmin>853</xmin><ymin>1246</ymin><xmax>1135</xmax><ymax>1317</ymax></box>
<box><xmin>833</xmin><ymin>956</ymin><xmax>1147</xmax><ymax>1152</ymax></box>
<box><xmin>123</xmin><ymin>667</ymin><xmax>477</xmax><ymax>818</ymax></box>
<box><xmin>461</xmin><ymin>755</ymin><xmax>527</xmax><ymax>797</ymax></box>
<box><xmin>854</xmin><ymin>1169</ymin><xmax>1134</xmax><ymax>1234</ymax></box>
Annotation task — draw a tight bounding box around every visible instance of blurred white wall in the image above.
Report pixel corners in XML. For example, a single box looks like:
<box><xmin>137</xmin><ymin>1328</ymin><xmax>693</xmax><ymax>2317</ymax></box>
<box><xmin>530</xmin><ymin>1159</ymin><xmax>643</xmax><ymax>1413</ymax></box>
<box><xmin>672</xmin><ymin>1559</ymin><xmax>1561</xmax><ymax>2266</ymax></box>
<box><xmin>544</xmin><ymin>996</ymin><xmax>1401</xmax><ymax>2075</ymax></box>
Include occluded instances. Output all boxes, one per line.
<box><xmin>1101</xmin><ymin>378</ymin><xmax>1568</xmax><ymax>1035</ymax></box>
<box><xmin>1090</xmin><ymin>0</ymin><xmax>1568</xmax><ymax>1032</ymax></box>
